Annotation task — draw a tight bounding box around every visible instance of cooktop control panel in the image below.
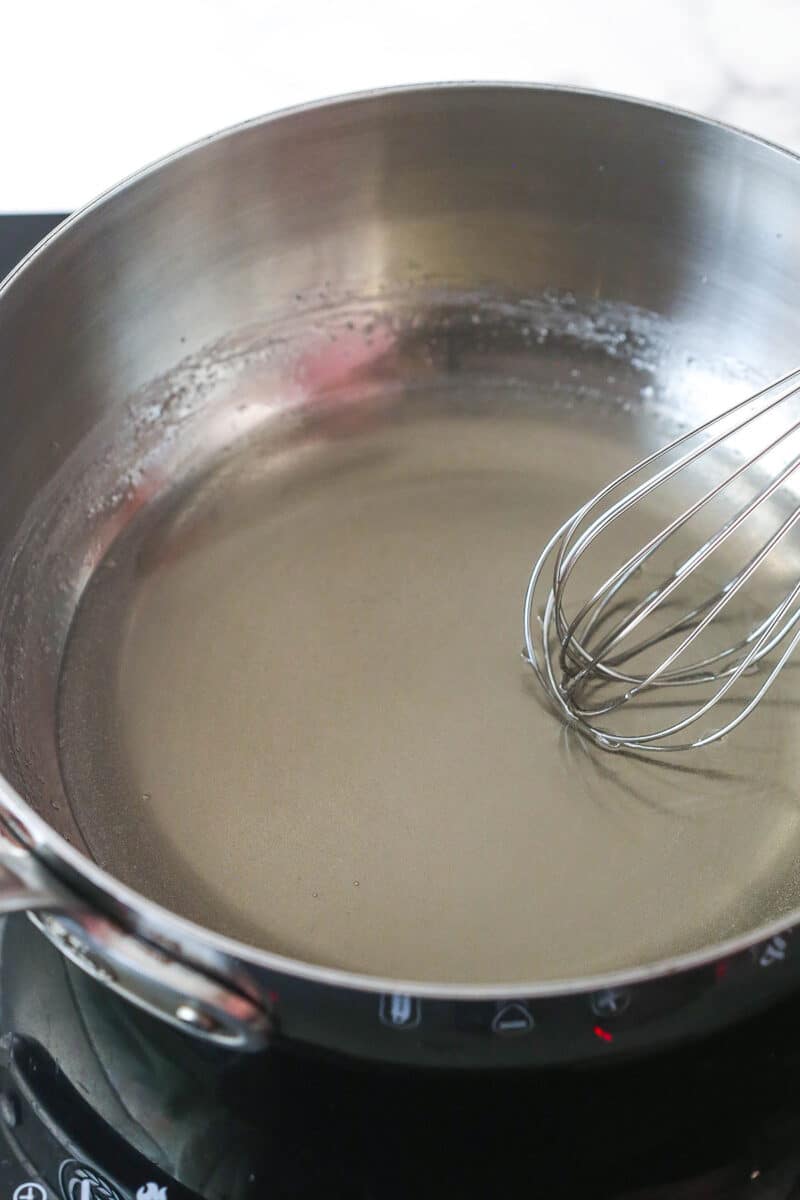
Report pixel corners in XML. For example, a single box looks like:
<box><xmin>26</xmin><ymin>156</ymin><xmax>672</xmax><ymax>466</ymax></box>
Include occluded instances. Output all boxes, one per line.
<box><xmin>1</xmin><ymin>1036</ymin><xmax>190</xmax><ymax>1200</ymax></box>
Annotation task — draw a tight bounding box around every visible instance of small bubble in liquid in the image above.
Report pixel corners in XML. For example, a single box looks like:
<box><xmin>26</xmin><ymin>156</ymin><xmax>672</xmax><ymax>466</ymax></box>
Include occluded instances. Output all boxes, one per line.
<box><xmin>353</xmin><ymin>880</ymin><xmax>360</xmax><ymax>887</ymax></box>
<box><xmin>141</xmin><ymin>792</ymin><xmax>151</xmax><ymax>801</ymax></box>
<box><xmin>312</xmin><ymin>891</ymin><xmax>319</xmax><ymax>899</ymax></box>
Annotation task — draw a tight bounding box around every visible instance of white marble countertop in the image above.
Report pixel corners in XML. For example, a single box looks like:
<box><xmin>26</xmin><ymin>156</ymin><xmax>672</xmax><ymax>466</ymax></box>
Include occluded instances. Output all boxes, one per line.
<box><xmin>2</xmin><ymin>0</ymin><xmax>799</xmax><ymax>210</ymax></box>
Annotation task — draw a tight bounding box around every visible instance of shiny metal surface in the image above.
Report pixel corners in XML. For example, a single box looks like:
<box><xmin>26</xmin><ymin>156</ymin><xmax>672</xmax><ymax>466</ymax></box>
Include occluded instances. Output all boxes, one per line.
<box><xmin>30</xmin><ymin>910</ymin><xmax>271</xmax><ymax>1049</ymax></box>
<box><xmin>0</xmin><ymin>822</ymin><xmax>270</xmax><ymax>1048</ymax></box>
<box><xmin>525</xmin><ymin>366</ymin><xmax>800</xmax><ymax>752</ymax></box>
<box><xmin>0</xmin><ymin>823</ymin><xmax>62</xmax><ymax>913</ymax></box>
<box><xmin>1</xmin><ymin>86</ymin><xmax>800</xmax><ymax>1062</ymax></box>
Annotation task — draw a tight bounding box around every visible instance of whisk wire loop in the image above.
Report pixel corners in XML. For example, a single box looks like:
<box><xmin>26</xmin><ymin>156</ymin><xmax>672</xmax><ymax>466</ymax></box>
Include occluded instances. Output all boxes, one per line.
<box><xmin>524</xmin><ymin>366</ymin><xmax>800</xmax><ymax>752</ymax></box>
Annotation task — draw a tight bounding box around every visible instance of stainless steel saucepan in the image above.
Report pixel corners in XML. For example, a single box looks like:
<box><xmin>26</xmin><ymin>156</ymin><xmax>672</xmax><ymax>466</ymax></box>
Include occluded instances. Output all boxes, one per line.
<box><xmin>2</xmin><ymin>84</ymin><xmax>800</xmax><ymax>1069</ymax></box>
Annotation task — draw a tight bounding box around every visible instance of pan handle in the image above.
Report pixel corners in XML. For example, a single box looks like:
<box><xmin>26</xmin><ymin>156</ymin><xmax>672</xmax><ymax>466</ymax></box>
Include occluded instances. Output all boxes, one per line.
<box><xmin>0</xmin><ymin>819</ymin><xmax>271</xmax><ymax>1051</ymax></box>
<box><xmin>0</xmin><ymin>820</ymin><xmax>66</xmax><ymax>912</ymax></box>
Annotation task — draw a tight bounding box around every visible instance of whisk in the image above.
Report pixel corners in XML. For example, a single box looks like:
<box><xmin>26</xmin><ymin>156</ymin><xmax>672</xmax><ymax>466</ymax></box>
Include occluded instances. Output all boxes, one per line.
<box><xmin>523</xmin><ymin>366</ymin><xmax>800</xmax><ymax>753</ymax></box>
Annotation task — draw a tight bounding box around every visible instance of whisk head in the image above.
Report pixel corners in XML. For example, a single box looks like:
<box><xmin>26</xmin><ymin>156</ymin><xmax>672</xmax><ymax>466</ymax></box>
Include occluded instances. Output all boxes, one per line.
<box><xmin>524</xmin><ymin>367</ymin><xmax>800</xmax><ymax>753</ymax></box>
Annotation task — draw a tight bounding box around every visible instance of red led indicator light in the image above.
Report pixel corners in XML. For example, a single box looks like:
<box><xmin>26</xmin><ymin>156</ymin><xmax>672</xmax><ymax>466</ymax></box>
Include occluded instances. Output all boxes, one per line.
<box><xmin>715</xmin><ymin>961</ymin><xmax>729</xmax><ymax>981</ymax></box>
<box><xmin>593</xmin><ymin>1025</ymin><xmax>613</xmax><ymax>1043</ymax></box>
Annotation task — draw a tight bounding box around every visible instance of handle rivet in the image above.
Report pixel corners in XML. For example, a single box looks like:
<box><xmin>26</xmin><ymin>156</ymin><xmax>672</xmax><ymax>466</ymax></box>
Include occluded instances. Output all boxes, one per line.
<box><xmin>175</xmin><ymin>1002</ymin><xmax>218</xmax><ymax>1032</ymax></box>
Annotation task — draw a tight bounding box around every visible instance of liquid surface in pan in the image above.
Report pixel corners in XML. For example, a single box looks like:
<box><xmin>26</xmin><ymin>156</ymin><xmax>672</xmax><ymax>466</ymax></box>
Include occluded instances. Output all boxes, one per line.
<box><xmin>56</xmin><ymin>318</ymin><xmax>800</xmax><ymax>984</ymax></box>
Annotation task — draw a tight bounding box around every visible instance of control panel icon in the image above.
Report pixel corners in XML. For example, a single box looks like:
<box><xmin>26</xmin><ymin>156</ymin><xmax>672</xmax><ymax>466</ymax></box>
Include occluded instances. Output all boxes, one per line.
<box><xmin>758</xmin><ymin>934</ymin><xmax>789</xmax><ymax>968</ymax></box>
<box><xmin>590</xmin><ymin>987</ymin><xmax>632</xmax><ymax>1018</ymax></box>
<box><xmin>491</xmin><ymin>1002</ymin><xmax>534</xmax><ymax>1035</ymax></box>
<box><xmin>379</xmin><ymin>993</ymin><xmax>421</xmax><ymax>1029</ymax></box>
<box><xmin>59</xmin><ymin>1159</ymin><xmax>123</xmax><ymax>1200</ymax></box>
<box><xmin>13</xmin><ymin>1184</ymin><xmax>48</xmax><ymax>1200</ymax></box>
